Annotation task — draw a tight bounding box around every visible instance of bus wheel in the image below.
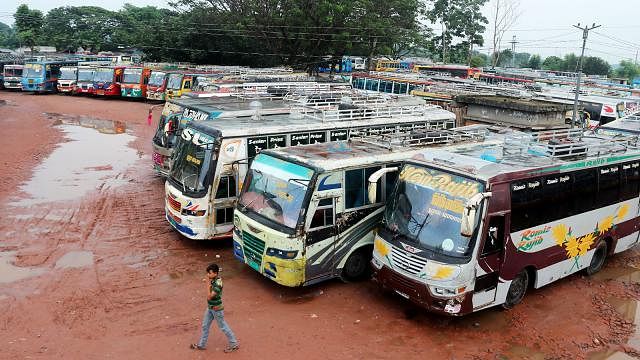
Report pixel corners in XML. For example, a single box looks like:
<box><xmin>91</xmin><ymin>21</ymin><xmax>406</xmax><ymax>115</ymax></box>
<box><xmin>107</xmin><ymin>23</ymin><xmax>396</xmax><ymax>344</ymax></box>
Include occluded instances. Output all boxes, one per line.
<box><xmin>341</xmin><ymin>249</ymin><xmax>371</xmax><ymax>282</ymax></box>
<box><xmin>585</xmin><ymin>241</ymin><xmax>608</xmax><ymax>276</ymax></box>
<box><xmin>502</xmin><ymin>270</ymin><xmax>528</xmax><ymax>309</ymax></box>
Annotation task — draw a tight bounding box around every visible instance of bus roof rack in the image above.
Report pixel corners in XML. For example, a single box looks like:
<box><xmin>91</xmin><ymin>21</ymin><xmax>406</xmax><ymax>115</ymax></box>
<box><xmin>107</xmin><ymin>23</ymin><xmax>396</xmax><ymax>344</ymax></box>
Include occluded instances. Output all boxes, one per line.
<box><xmin>303</xmin><ymin>104</ymin><xmax>443</xmax><ymax>122</ymax></box>
<box><xmin>350</xmin><ymin>125</ymin><xmax>479</xmax><ymax>150</ymax></box>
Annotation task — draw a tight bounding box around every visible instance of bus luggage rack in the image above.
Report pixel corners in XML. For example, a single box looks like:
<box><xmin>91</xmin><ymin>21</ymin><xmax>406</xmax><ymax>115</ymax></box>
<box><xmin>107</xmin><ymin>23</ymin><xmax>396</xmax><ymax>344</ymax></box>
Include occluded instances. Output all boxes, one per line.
<box><xmin>351</xmin><ymin>126</ymin><xmax>485</xmax><ymax>149</ymax></box>
<box><xmin>504</xmin><ymin>128</ymin><xmax>634</xmax><ymax>160</ymax></box>
<box><xmin>304</xmin><ymin>104</ymin><xmax>442</xmax><ymax>122</ymax></box>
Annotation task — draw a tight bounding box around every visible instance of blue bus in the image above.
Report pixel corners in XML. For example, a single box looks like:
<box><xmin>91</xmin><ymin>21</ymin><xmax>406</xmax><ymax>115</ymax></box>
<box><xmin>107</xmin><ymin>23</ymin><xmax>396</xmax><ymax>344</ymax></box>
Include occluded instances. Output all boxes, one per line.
<box><xmin>21</xmin><ymin>60</ymin><xmax>78</xmax><ymax>93</ymax></box>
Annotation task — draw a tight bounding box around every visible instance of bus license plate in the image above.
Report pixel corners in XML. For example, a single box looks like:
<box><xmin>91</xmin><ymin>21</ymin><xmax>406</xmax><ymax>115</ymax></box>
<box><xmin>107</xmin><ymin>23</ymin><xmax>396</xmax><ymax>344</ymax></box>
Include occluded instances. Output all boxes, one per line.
<box><xmin>395</xmin><ymin>290</ymin><xmax>410</xmax><ymax>299</ymax></box>
<box><xmin>97</xmin><ymin>90</ymin><xmax>104</xmax><ymax>95</ymax></box>
<box><xmin>28</xmin><ymin>79</ymin><xmax>33</xmax><ymax>83</ymax></box>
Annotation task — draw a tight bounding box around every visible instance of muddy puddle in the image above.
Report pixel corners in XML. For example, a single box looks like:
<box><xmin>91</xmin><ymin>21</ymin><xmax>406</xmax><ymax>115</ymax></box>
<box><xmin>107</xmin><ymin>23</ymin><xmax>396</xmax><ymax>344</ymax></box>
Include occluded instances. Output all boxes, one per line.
<box><xmin>44</xmin><ymin>112</ymin><xmax>126</xmax><ymax>134</ymax></box>
<box><xmin>0</xmin><ymin>251</ymin><xmax>45</xmax><ymax>284</ymax></box>
<box><xmin>592</xmin><ymin>265</ymin><xmax>640</xmax><ymax>283</ymax></box>
<box><xmin>12</xmin><ymin>118</ymin><xmax>138</xmax><ymax>206</ymax></box>
<box><xmin>55</xmin><ymin>251</ymin><xmax>94</xmax><ymax>269</ymax></box>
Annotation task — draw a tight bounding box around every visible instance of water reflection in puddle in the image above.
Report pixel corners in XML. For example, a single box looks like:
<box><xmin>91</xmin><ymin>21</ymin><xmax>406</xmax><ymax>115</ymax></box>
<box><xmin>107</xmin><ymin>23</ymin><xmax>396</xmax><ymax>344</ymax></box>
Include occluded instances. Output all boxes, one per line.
<box><xmin>589</xmin><ymin>349</ymin><xmax>636</xmax><ymax>360</ymax></box>
<box><xmin>498</xmin><ymin>343</ymin><xmax>546</xmax><ymax>360</ymax></box>
<box><xmin>0</xmin><ymin>251</ymin><xmax>45</xmax><ymax>284</ymax></box>
<box><xmin>12</xmin><ymin>123</ymin><xmax>137</xmax><ymax>205</ymax></box>
<box><xmin>44</xmin><ymin>112</ymin><xmax>126</xmax><ymax>134</ymax></box>
<box><xmin>55</xmin><ymin>251</ymin><xmax>94</xmax><ymax>269</ymax></box>
<box><xmin>592</xmin><ymin>266</ymin><xmax>640</xmax><ymax>283</ymax></box>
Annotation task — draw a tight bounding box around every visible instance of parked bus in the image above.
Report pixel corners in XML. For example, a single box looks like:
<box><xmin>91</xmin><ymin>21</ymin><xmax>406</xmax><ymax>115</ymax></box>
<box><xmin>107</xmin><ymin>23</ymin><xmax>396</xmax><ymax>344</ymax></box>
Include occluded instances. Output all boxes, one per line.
<box><xmin>164</xmin><ymin>105</ymin><xmax>456</xmax><ymax>240</ymax></box>
<box><xmin>56</xmin><ymin>66</ymin><xmax>78</xmax><ymax>93</ymax></box>
<box><xmin>21</xmin><ymin>60</ymin><xmax>77</xmax><ymax>93</ymax></box>
<box><xmin>2</xmin><ymin>64</ymin><xmax>23</xmax><ymax>89</ymax></box>
<box><xmin>165</xmin><ymin>72</ymin><xmax>197</xmax><ymax>99</ymax></box>
<box><xmin>413</xmin><ymin>64</ymin><xmax>481</xmax><ymax>79</ymax></box>
<box><xmin>233</xmin><ymin>126</ymin><xmax>484</xmax><ymax>286</ymax></box>
<box><xmin>369</xmin><ymin>128</ymin><xmax>640</xmax><ymax>316</ymax></box>
<box><xmin>146</xmin><ymin>70</ymin><xmax>169</xmax><ymax>101</ymax></box>
<box><xmin>74</xmin><ymin>66</ymin><xmax>97</xmax><ymax>95</ymax></box>
<box><xmin>374</xmin><ymin>60</ymin><xmax>413</xmax><ymax>72</ymax></box>
<box><xmin>598</xmin><ymin>111</ymin><xmax>640</xmax><ymax>135</ymax></box>
<box><xmin>120</xmin><ymin>67</ymin><xmax>151</xmax><ymax>98</ymax></box>
<box><xmin>93</xmin><ymin>66</ymin><xmax>125</xmax><ymax>97</ymax></box>
<box><xmin>153</xmin><ymin>97</ymin><xmax>300</xmax><ymax>176</ymax></box>
<box><xmin>351</xmin><ymin>72</ymin><xmax>434</xmax><ymax>95</ymax></box>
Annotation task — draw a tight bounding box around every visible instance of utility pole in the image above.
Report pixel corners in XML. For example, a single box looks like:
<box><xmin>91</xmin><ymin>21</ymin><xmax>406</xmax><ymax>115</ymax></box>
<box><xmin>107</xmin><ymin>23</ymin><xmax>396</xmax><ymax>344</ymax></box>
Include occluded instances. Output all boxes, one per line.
<box><xmin>635</xmin><ymin>49</ymin><xmax>638</xmax><ymax>66</ymax></box>
<box><xmin>508</xmin><ymin>35</ymin><xmax>518</xmax><ymax>68</ymax></box>
<box><xmin>571</xmin><ymin>23</ymin><xmax>601</xmax><ymax>129</ymax></box>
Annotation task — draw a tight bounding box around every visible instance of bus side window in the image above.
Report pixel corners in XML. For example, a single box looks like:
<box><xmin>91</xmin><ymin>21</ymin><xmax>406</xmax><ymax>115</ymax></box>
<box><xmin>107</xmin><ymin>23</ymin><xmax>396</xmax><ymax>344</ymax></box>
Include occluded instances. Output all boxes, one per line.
<box><xmin>310</xmin><ymin>198</ymin><xmax>334</xmax><ymax>230</ymax></box>
<box><xmin>542</xmin><ymin>174</ymin><xmax>572</xmax><ymax>221</ymax></box>
<box><xmin>572</xmin><ymin>169</ymin><xmax>597</xmax><ymax>213</ymax></box>
<box><xmin>215</xmin><ymin>175</ymin><xmax>237</xmax><ymax>199</ymax></box>
<box><xmin>345</xmin><ymin>166</ymin><xmax>381</xmax><ymax>209</ymax></box>
<box><xmin>621</xmin><ymin>162</ymin><xmax>640</xmax><ymax>200</ymax></box>
<box><xmin>482</xmin><ymin>216</ymin><xmax>504</xmax><ymax>255</ymax></box>
<box><xmin>510</xmin><ymin>179</ymin><xmax>542</xmax><ymax>232</ymax></box>
<box><xmin>597</xmin><ymin>165</ymin><xmax>620</xmax><ymax>208</ymax></box>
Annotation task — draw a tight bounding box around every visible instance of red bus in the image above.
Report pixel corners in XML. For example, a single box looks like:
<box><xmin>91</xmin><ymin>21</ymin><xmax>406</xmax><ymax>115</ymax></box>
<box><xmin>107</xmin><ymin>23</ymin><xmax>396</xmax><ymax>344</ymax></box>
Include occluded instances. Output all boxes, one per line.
<box><xmin>370</xmin><ymin>128</ymin><xmax>640</xmax><ymax>315</ymax></box>
<box><xmin>93</xmin><ymin>66</ymin><xmax>125</xmax><ymax>97</ymax></box>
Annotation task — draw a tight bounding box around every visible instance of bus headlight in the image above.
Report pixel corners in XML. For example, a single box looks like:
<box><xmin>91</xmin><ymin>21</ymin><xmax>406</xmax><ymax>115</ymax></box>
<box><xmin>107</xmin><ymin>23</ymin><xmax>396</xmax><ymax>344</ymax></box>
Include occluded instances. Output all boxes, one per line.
<box><xmin>266</xmin><ymin>248</ymin><xmax>298</xmax><ymax>259</ymax></box>
<box><xmin>182</xmin><ymin>209</ymin><xmax>206</xmax><ymax>216</ymax></box>
<box><xmin>423</xmin><ymin>262</ymin><xmax>461</xmax><ymax>281</ymax></box>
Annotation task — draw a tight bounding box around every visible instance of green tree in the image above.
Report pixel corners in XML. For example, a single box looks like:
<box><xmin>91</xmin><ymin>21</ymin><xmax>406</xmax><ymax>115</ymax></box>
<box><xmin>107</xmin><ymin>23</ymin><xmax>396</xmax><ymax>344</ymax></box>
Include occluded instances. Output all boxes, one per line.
<box><xmin>470</xmin><ymin>54</ymin><xmax>487</xmax><ymax>67</ymax></box>
<box><xmin>0</xmin><ymin>22</ymin><xmax>18</xmax><ymax>48</ymax></box>
<box><xmin>563</xmin><ymin>53</ymin><xmax>579</xmax><ymax>72</ymax></box>
<box><xmin>528</xmin><ymin>54</ymin><xmax>541</xmax><ymax>69</ymax></box>
<box><xmin>582</xmin><ymin>56</ymin><xmax>610</xmax><ymax>76</ymax></box>
<box><xmin>14</xmin><ymin>5</ymin><xmax>44</xmax><ymax>52</ymax></box>
<box><xmin>42</xmin><ymin>6</ymin><xmax>120</xmax><ymax>53</ymax></box>
<box><xmin>513</xmin><ymin>52</ymin><xmax>530</xmax><ymax>68</ymax></box>
<box><xmin>542</xmin><ymin>55</ymin><xmax>563</xmax><ymax>71</ymax></box>
<box><xmin>616</xmin><ymin>60</ymin><xmax>640</xmax><ymax>81</ymax></box>
<box><xmin>427</xmin><ymin>0</ymin><xmax>488</xmax><ymax>64</ymax></box>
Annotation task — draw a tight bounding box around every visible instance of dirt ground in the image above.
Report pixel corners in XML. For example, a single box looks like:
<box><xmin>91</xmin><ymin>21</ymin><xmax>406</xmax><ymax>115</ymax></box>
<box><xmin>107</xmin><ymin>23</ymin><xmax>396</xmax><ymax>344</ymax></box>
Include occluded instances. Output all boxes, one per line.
<box><xmin>1</xmin><ymin>91</ymin><xmax>640</xmax><ymax>360</ymax></box>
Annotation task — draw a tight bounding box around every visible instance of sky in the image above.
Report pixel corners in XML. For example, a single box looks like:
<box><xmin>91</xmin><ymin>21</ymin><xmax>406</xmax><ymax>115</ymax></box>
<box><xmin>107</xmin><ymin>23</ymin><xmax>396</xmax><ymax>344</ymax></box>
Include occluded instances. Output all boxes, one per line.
<box><xmin>1</xmin><ymin>0</ymin><xmax>639</xmax><ymax>64</ymax></box>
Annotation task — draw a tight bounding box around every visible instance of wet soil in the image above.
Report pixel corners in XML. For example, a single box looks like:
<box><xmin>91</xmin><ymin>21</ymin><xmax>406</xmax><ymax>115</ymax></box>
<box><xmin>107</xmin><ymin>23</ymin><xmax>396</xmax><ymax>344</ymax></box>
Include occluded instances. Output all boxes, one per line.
<box><xmin>1</xmin><ymin>91</ymin><xmax>640</xmax><ymax>359</ymax></box>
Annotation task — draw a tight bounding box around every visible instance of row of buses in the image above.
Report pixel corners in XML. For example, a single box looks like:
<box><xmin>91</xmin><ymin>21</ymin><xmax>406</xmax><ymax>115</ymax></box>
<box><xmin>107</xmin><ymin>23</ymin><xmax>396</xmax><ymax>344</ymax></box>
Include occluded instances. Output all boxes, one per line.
<box><xmin>4</xmin><ymin>60</ymin><xmax>310</xmax><ymax>101</ymax></box>
<box><xmin>151</xmin><ymin>80</ymin><xmax>640</xmax><ymax>316</ymax></box>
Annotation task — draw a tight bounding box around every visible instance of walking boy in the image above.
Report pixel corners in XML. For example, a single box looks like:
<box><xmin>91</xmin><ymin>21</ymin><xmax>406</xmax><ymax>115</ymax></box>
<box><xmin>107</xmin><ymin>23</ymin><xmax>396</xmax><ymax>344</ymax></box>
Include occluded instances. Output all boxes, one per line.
<box><xmin>190</xmin><ymin>263</ymin><xmax>239</xmax><ymax>353</ymax></box>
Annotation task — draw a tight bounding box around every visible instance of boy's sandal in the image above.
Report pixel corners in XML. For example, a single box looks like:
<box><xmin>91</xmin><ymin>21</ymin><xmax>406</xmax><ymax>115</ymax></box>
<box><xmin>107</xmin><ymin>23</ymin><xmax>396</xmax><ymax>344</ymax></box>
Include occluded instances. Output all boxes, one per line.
<box><xmin>223</xmin><ymin>345</ymin><xmax>239</xmax><ymax>353</ymax></box>
<box><xmin>190</xmin><ymin>343</ymin><xmax>205</xmax><ymax>350</ymax></box>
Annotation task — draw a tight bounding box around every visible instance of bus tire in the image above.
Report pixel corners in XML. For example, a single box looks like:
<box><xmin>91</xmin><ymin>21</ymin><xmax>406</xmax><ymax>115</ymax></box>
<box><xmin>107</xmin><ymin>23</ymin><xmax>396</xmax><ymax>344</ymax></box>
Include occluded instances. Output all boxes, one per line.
<box><xmin>341</xmin><ymin>248</ymin><xmax>371</xmax><ymax>282</ymax></box>
<box><xmin>502</xmin><ymin>270</ymin><xmax>528</xmax><ymax>309</ymax></box>
<box><xmin>585</xmin><ymin>241</ymin><xmax>608</xmax><ymax>276</ymax></box>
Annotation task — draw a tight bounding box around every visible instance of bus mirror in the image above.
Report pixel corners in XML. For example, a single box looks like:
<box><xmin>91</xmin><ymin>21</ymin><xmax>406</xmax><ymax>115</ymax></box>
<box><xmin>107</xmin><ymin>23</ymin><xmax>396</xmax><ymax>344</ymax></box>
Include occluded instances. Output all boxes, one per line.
<box><xmin>367</xmin><ymin>167</ymin><xmax>398</xmax><ymax>204</ymax></box>
<box><xmin>460</xmin><ymin>192</ymin><xmax>492</xmax><ymax>237</ymax></box>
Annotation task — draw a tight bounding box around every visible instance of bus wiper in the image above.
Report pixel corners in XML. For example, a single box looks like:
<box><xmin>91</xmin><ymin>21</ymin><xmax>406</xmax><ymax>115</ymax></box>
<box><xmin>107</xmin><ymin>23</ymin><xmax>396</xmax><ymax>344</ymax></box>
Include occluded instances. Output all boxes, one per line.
<box><xmin>288</xmin><ymin>178</ymin><xmax>310</xmax><ymax>187</ymax></box>
<box><xmin>181</xmin><ymin>169</ymin><xmax>198</xmax><ymax>193</ymax></box>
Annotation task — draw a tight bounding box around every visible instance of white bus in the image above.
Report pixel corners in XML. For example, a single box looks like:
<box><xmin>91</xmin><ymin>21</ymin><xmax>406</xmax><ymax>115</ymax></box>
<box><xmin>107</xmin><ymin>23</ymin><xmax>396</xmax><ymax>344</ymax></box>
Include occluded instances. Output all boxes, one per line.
<box><xmin>370</xmin><ymin>128</ymin><xmax>640</xmax><ymax>315</ymax></box>
<box><xmin>232</xmin><ymin>126</ymin><xmax>489</xmax><ymax>286</ymax></box>
<box><xmin>164</xmin><ymin>105</ymin><xmax>456</xmax><ymax>240</ymax></box>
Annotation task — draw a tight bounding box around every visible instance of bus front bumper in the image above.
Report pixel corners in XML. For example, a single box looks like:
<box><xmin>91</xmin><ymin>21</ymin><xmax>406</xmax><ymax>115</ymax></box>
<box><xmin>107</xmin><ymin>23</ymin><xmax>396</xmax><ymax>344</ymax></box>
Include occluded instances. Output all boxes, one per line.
<box><xmin>372</xmin><ymin>264</ymin><xmax>472</xmax><ymax>316</ymax></box>
<box><xmin>232</xmin><ymin>229</ymin><xmax>305</xmax><ymax>287</ymax></box>
<box><xmin>147</xmin><ymin>91</ymin><xmax>165</xmax><ymax>101</ymax></box>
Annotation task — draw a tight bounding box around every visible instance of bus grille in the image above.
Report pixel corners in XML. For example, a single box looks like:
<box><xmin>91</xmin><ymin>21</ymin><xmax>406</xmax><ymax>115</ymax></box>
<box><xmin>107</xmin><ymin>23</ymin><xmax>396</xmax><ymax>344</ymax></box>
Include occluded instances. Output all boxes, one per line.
<box><xmin>242</xmin><ymin>231</ymin><xmax>265</xmax><ymax>271</ymax></box>
<box><xmin>167</xmin><ymin>196</ymin><xmax>181</xmax><ymax>212</ymax></box>
<box><xmin>391</xmin><ymin>245</ymin><xmax>428</xmax><ymax>276</ymax></box>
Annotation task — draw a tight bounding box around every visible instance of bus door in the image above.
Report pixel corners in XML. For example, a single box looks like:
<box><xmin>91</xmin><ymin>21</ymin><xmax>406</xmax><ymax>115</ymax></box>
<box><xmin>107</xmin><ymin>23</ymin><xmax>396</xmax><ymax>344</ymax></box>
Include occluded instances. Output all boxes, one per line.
<box><xmin>472</xmin><ymin>213</ymin><xmax>507</xmax><ymax>309</ymax></box>
<box><xmin>305</xmin><ymin>191</ymin><xmax>339</xmax><ymax>282</ymax></box>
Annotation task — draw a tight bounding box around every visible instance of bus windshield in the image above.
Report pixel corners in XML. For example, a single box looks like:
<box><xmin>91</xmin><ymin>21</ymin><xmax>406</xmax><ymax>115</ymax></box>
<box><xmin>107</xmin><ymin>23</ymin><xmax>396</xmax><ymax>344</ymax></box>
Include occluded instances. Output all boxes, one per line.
<box><xmin>238</xmin><ymin>154</ymin><xmax>314</xmax><ymax>230</ymax></box>
<box><xmin>4</xmin><ymin>67</ymin><xmax>22</xmax><ymax>77</ymax></box>
<box><xmin>78</xmin><ymin>69</ymin><xmax>95</xmax><ymax>82</ymax></box>
<box><xmin>123</xmin><ymin>69</ymin><xmax>142</xmax><ymax>84</ymax></box>
<box><xmin>169</xmin><ymin>128</ymin><xmax>218</xmax><ymax>193</ymax></box>
<box><xmin>93</xmin><ymin>68</ymin><xmax>114</xmax><ymax>82</ymax></box>
<box><xmin>60</xmin><ymin>68</ymin><xmax>77</xmax><ymax>80</ymax></box>
<box><xmin>24</xmin><ymin>64</ymin><xmax>43</xmax><ymax>77</ymax></box>
<box><xmin>167</xmin><ymin>73</ymin><xmax>183</xmax><ymax>89</ymax></box>
<box><xmin>384</xmin><ymin>164</ymin><xmax>484</xmax><ymax>259</ymax></box>
<box><xmin>149</xmin><ymin>71</ymin><xmax>166</xmax><ymax>86</ymax></box>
